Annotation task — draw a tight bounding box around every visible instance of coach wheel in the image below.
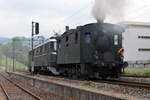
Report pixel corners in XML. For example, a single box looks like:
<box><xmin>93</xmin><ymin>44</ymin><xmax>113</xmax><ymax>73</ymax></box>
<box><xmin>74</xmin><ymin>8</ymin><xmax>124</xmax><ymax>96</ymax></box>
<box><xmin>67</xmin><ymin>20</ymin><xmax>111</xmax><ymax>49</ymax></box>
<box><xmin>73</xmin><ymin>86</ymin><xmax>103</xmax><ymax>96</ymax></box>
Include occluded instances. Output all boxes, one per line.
<box><xmin>29</xmin><ymin>68</ymin><xmax>31</xmax><ymax>72</ymax></box>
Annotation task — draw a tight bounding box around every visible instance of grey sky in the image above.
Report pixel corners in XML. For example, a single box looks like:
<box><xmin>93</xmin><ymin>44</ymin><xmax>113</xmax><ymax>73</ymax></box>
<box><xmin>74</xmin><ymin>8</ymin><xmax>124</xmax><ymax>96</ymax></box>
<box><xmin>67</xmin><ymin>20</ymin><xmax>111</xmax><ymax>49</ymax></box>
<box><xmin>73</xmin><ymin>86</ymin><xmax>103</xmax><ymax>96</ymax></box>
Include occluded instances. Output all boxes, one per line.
<box><xmin>0</xmin><ymin>0</ymin><xmax>150</xmax><ymax>38</ymax></box>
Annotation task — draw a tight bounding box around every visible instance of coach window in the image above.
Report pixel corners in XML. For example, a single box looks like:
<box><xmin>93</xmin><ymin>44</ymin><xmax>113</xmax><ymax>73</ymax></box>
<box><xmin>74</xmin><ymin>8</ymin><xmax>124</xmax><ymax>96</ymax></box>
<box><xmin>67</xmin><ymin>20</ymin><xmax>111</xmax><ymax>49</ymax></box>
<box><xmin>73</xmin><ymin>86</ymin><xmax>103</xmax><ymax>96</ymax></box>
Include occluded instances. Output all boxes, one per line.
<box><xmin>44</xmin><ymin>44</ymin><xmax>47</xmax><ymax>52</ymax></box>
<box><xmin>54</xmin><ymin>41</ymin><xmax>57</xmax><ymax>51</ymax></box>
<box><xmin>38</xmin><ymin>48</ymin><xmax>40</xmax><ymax>54</ymax></box>
<box><xmin>42</xmin><ymin>46</ymin><xmax>45</xmax><ymax>53</ymax></box>
<box><xmin>50</xmin><ymin>42</ymin><xmax>54</xmax><ymax>50</ymax></box>
<box><xmin>85</xmin><ymin>32</ymin><xmax>91</xmax><ymax>44</ymax></box>
<box><xmin>75</xmin><ymin>32</ymin><xmax>78</xmax><ymax>44</ymax></box>
<box><xmin>46</xmin><ymin>44</ymin><xmax>49</xmax><ymax>51</ymax></box>
<box><xmin>36</xmin><ymin>48</ymin><xmax>38</xmax><ymax>55</ymax></box>
<box><xmin>36</xmin><ymin>48</ymin><xmax>39</xmax><ymax>55</ymax></box>
<box><xmin>66</xmin><ymin>36</ymin><xmax>69</xmax><ymax>47</ymax></box>
<box><xmin>58</xmin><ymin>40</ymin><xmax>61</xmax><ymax>49</ymax></box>
<box><xmin>40</xmin><ymin>46</ymin><xmax>42</xmax><ymax>53</ymax></box>
<box><xmin>34</xmin><ymin>50</ymin><xmax>37</xmax><ymax>56</ymax></box>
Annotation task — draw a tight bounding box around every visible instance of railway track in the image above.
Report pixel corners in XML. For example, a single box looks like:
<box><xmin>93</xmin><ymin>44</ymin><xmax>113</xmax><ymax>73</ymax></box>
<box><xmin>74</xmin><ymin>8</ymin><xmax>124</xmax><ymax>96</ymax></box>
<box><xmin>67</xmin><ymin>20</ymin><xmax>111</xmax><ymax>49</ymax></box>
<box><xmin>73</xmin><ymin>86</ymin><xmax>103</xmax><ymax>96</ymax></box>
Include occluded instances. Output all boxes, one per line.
<box><xmin>19</xmin><ymin>70</ymin><xmax>150</xmax><ymax>90</ymax></box>
<box><xmin>97</xmin><ymin>79</ymin><xmax>150</xmax><ymax>89</ymax></box>
<box><xmin>35</xmin><ymin>72</ymin><xmax>150</xmax><ymax>90</ymax></box>
<box><xmin>121</xmin><ymin>74</ymin><xmax>150</xmax><ymax>78</ymax></box>
<box><xmin>0</xmin><ymin>73</ymin><xmax>42</xmax><ymax>100</ymax></box>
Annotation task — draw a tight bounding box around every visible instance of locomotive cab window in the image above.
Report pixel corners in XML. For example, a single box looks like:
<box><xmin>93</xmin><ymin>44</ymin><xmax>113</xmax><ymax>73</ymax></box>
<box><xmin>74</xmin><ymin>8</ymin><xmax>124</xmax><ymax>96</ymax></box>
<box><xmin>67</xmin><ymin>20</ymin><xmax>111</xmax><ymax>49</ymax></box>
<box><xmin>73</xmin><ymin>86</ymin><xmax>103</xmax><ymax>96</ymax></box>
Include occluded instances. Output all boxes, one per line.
<box><xmin>85</xmin><ymin>32</ymin><xmax>91</xmax><ymax>44</ymax></box>
<box><xmin>66</xmin><ymin>36</ymin><xmax>69</xmax><ymax>47</ymax></box>
<box><xmin>114</xmin><ymin>34</ymin><xmax>118</xmax><ymax>45</ymax></box>
<box><xmin>40</xmin><ymin>46</ymin><xmax>43</xmax><ymax>53</ymax></box>
<box><xmin>75</xmin><ymin>32</ymin><xmax>78</xmax><ymax>44</ymax></box>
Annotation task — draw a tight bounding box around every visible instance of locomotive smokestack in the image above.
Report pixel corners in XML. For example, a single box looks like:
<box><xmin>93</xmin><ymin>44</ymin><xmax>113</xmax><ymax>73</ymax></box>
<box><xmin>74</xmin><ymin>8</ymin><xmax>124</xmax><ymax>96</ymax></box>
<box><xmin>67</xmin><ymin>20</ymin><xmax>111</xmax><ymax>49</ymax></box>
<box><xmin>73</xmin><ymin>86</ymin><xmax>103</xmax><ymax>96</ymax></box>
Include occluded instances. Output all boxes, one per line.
<box><xmin>65</xmin><ymin>26</ymin><xmax>69</xmax><ymax>31</ymax></box>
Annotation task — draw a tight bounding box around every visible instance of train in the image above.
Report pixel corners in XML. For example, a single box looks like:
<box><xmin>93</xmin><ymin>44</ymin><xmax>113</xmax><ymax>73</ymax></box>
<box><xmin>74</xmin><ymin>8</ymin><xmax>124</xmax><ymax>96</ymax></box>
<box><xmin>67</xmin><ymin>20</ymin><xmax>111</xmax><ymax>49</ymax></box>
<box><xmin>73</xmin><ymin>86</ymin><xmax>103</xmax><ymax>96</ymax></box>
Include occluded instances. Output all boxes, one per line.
<box><xmin>28</xmin><ymin>22</ymin><xmax>127</xmax><ymax>79</ymax></box>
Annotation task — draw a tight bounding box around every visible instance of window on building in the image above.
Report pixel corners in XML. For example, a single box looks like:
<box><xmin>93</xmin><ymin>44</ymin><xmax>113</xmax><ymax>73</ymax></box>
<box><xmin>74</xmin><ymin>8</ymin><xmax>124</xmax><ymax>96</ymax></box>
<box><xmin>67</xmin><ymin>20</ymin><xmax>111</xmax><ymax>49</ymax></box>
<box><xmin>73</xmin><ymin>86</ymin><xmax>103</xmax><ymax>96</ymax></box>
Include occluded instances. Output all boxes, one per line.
<box><xmin>139</xmin><ymin>48</ymin><xmax>150</xmax><ymax>51</ymax></box>
<box><xmin>85</xmin><ymin>32</ymin><xmax>91</xmax><ymax>44</ymax></box>
<box><xmin>138</xmin><ymin>36</ymin><xmax>150</xmax><ymax>39</ymax></box>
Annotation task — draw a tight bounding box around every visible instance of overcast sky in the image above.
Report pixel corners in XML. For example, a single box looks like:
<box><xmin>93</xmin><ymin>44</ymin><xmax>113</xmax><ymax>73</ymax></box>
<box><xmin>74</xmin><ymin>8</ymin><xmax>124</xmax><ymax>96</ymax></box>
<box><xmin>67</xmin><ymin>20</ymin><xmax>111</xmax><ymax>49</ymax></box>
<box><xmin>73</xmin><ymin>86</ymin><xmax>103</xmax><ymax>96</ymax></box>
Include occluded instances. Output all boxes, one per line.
<box><xmin>0</xmin><ymin>0</ymin><xmax>150</xmax><ymax>38</ymax></box>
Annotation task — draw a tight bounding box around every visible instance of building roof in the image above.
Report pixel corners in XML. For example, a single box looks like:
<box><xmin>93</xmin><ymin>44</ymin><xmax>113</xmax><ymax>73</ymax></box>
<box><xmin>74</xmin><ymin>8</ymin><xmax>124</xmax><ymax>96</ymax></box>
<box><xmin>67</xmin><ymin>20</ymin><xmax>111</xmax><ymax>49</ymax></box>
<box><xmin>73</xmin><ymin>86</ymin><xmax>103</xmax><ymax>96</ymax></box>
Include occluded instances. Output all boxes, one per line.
<box><xmin>119</xmin><ymin>21</ymin><xmax>150</xmax><ymax>28</ymax></box>
<box><xmin>120</xmin><ymin>21</ymin><xmax>150</xmax><ymax>25</ymax></box>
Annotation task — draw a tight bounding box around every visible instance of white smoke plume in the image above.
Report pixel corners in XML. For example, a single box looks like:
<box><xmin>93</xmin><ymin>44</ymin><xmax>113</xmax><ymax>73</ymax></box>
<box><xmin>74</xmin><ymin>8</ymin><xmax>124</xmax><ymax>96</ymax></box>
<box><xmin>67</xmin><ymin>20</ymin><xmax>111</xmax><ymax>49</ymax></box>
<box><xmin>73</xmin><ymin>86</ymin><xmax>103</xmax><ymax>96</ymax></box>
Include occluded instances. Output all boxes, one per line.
<box><xmin>92</xmin><ymin>0</ymin><xmax>129</xmax><ymax>23</ymax></box>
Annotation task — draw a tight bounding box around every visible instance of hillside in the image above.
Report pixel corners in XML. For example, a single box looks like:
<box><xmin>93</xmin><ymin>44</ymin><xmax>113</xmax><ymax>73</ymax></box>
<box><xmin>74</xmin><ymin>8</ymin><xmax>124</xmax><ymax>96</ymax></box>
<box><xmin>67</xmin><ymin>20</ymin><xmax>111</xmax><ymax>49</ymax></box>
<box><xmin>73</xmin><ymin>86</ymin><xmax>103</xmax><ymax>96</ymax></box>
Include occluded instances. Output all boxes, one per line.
<box><xmin>0</xmin><ymin>37</ymin><xmax>11</xmax><ymax>44</ymax></box>
<box><xmin>0</xmin><ymin>37</ymin><xmax>30</xmax><ymax>70</ymax></box>
<box><xmin>0</xmin><ymin>36</ymin><xmax>46</xmax><ymax>71</ymax></box>
<box><xmin>0</xmin><ymin>52</ymin><xmax>27</xmax><ymax>70</ymax></box>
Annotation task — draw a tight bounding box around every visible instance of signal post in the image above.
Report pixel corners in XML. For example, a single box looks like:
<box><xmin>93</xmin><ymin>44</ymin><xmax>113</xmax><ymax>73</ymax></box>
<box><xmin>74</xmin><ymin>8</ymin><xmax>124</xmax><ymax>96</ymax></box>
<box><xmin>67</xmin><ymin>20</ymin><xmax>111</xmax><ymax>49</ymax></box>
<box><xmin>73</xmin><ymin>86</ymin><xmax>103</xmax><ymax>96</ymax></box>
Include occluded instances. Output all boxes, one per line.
<box><xmin>31</xmin><ymin>21</ymin><xmax>39</xmax><ymax>74</ymax></box>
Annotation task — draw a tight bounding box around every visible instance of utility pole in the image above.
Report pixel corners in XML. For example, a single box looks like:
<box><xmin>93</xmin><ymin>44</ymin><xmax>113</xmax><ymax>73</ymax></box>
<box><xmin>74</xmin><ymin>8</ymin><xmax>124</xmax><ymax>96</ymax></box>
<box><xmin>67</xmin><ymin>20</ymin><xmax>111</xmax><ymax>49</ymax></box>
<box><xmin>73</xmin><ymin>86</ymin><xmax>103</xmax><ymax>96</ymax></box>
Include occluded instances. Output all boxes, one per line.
<box><xmin>31</xmin><ymin>21</ymin><xmax>34</xmax><ymax>74</ymax></box>
<box><xmin>0</xmin><ymin>55</ymin><xmax>2</xmax><ymax>66</ymax></box>
<box><xmin>12</xmin><ymin>39</ymin><xmax>15</xmax><ymax>72</ymax></box>
<box><xmin>5</xmin><ymin>56</ymin><xmax>7</xmax><ymax>72</ymax></box>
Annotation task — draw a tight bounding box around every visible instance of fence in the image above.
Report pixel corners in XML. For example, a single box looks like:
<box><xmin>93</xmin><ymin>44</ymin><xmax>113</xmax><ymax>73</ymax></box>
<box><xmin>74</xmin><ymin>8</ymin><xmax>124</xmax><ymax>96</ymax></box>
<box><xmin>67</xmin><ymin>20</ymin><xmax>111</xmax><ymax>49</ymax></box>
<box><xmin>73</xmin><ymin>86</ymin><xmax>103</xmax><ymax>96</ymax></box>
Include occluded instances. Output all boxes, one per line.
<box><xmin>127</xmin><ymin>60</ymin><xmax>150</xmax><ymax>68</ymax></box>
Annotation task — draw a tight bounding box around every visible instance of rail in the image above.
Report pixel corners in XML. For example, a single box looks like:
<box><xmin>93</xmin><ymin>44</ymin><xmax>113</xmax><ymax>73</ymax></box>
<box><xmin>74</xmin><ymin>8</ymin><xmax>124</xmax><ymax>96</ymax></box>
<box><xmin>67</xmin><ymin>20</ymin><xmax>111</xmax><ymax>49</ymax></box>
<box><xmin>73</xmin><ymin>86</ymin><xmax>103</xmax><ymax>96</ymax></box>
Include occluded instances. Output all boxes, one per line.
<box><xmin>97</xmin><ymin>79</ymin><xmax>150</xmax><ymax>89</ymax></box>
<box><xmin>0</xmin><ymin>73</ymin><xmax>42</xmax><ymax>100</ymax></box>
<box><xmin>0</xmin><ymin>83</ymin><xmax>10</xmax><ymax>100</ymax></box>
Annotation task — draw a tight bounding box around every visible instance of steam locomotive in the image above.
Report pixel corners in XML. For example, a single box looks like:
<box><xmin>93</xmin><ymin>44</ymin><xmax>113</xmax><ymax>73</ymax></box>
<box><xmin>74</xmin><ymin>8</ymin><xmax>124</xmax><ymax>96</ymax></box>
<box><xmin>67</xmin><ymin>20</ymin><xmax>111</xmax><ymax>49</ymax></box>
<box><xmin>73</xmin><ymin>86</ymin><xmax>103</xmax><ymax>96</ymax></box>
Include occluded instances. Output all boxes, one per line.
<box><xmin>28</xmin><ymin>23</ymin><xmax>126</xmax><ymax>79</ymax></box>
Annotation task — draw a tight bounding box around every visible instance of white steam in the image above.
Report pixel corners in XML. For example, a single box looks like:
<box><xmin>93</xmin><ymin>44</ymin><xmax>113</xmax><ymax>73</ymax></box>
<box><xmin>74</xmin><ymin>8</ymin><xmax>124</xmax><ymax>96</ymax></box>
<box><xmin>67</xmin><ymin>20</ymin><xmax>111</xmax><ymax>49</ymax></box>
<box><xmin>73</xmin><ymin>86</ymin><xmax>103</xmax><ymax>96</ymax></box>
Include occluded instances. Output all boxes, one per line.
<box><xmin>92</xmin><ymin>0</ymin><xmax>129</xmax><ymax>23</ymax></box>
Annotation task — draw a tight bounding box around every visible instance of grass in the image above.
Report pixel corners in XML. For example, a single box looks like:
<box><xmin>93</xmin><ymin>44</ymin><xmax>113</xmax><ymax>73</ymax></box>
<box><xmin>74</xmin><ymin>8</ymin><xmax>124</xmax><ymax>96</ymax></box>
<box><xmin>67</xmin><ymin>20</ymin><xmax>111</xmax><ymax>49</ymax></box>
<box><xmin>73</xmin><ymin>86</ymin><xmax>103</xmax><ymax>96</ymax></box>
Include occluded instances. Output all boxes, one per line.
<box><xmin>124</xmin><ymin>67</ymin><xmax>150</xmax><ymax>77</ymax></box>
<box><xmin>0</xmin><ymin>54</ymin><xmax>27</xmax><ymax>71</ymax></box>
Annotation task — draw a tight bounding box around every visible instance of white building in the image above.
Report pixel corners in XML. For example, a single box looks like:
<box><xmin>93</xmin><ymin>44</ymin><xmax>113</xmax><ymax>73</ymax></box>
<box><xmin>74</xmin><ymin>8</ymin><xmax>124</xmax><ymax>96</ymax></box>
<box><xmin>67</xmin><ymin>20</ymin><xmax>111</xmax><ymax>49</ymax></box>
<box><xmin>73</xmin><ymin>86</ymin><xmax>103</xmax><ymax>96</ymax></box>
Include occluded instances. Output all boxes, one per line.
<box><xmin>120</xmin><ymin>21</ymin><xmax>150</xmax><ymax>64</ymax></box>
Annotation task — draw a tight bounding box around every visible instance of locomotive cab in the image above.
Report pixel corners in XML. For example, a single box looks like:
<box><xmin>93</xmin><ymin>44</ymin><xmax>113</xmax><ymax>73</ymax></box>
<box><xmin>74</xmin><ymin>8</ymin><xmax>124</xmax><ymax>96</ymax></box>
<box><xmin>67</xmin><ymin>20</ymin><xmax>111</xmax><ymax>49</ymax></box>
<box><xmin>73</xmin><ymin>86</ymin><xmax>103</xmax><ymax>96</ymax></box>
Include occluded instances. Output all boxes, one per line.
<box><xmin>57</xmin><ymin>23</ymin><xmax>125</xmax><ymax>78</ymax></box>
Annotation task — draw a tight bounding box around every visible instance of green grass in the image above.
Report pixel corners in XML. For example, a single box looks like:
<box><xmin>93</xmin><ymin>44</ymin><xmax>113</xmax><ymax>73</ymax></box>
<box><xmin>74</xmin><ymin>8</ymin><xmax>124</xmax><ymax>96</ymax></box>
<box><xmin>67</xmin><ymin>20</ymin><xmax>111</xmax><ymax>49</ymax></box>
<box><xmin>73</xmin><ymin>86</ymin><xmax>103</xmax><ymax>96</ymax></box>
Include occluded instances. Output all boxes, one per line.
<box><xmin>0</xmin><ymin>53</ymin><xmax>27</xmax><ymax>70</ymax></box>
<box><xmin>124</xmin><ymin>67</ymin><xmax>150</xmax><ymax>77</ymax></box>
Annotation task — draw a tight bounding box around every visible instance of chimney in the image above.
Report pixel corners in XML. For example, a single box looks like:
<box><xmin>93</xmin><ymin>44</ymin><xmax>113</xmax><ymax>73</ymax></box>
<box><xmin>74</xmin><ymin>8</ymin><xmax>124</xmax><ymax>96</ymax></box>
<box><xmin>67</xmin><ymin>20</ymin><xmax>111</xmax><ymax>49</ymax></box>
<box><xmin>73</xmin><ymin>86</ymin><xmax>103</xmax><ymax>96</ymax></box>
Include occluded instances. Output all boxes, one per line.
<box><xmin>65</xmin><ymin>26</ymin><xmax>69</xmax><ymax>31</ymax></box>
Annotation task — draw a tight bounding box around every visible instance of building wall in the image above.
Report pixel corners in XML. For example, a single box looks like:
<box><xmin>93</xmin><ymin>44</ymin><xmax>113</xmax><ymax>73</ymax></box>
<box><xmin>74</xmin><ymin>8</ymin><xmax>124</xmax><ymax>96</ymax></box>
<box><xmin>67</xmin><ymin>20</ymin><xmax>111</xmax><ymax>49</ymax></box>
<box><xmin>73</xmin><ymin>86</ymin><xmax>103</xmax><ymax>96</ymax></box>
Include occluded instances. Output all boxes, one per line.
<box><xmin>123</xmin><ymin>25</ymin><xmax>150</xmax><ymax>62</ymax></box>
